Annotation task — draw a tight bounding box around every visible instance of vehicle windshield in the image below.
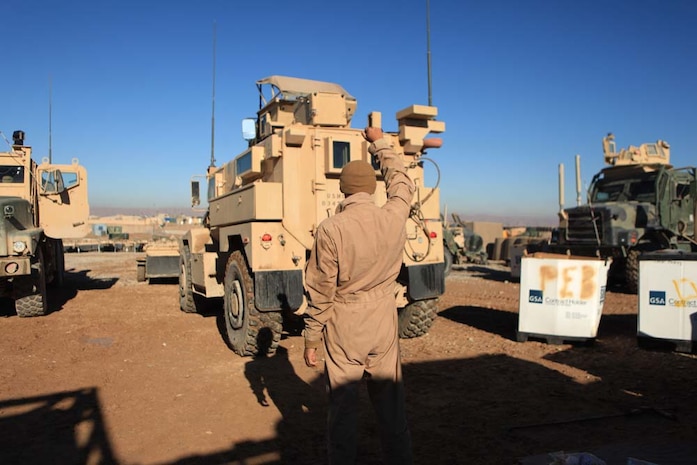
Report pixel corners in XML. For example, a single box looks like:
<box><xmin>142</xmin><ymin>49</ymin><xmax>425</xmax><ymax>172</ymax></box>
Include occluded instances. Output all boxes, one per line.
<box><xmin>0</xmin><ymin>165</ymin><xmax>24</xmax><ymax>183</ymax></box>
<box><xmin>591</xmin><ymin>172</ymin><xmax>657</xmax><ymax>203</ymax></box>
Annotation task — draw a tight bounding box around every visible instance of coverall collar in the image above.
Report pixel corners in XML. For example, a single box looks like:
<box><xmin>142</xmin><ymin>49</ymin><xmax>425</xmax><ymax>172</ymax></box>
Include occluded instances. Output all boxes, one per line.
<box><xmin>336</xmin><ymin>192</ymin><xmax>374</xmax><ymax>213</ymax></box>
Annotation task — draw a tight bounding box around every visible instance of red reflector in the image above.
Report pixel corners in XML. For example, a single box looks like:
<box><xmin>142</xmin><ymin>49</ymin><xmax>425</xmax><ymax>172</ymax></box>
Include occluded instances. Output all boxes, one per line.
<box><xmin>5</xmin><ymin>262</ymin><xmax>19</xmax><ymax>274</ymax></box>
<box><xmin>429</xmin><ymin>231</ymin><xmax>438</xmax><ymax>239</ymax></box>
<box><xmin>629</xmin><ymin>231</ymin><xmax>638</xmax><ymax>245</ymax></box>
<box><xmin>261</xmin><ymin>233</ymin><xmax>273</xmax><ymax>242</ymax></box>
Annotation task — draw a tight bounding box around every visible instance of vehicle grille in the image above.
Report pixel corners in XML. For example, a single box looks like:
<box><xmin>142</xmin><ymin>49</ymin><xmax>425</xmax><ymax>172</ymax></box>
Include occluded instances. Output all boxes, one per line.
<box><xmin>566</xmin><ymin>208</ymin><xmax>605</xmax><ymax>243</ymax></box>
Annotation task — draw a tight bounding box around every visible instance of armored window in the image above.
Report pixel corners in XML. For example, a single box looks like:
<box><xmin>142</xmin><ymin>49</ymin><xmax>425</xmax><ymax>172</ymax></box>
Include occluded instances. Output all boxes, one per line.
<box><xmin>0</xmin><ymin>165</ymin><xmax>24</xmax><ymax>183</ymax></box>
<box><xmin>676</xmin><ymin>182</ymin><xmax>691</xmax><ymax>200</ymax></box>
<box><xmin>592</xmin><ymin>182</ymin><xmax>624</xmax><ymax>202</ymax></box>
<box><xmin>61</xmin><ymin>171</ymin><xmax>79</xmax><ymax>188</ymax></box>
<box><xmin>40</xmin><ymin>171</ymin><xmax>59</xmax><ymax>193</ymax></box>
<box><xmin>332</xmin><ymin>141</ymin><xmax>350</xmax><ymax>169</ymax></box>
<box><xmin>236</xmin><ymin>152</ymin><xmax>252</xmax><ymax>174</ymax></box>
<box><xmin>629</xmin><ymin>179</ymin><xmax>657</xmax><ymax>202</ymax></box>
<box><xmin>207</xmin><ymin>177</ymin><xmax>216</xmax><ymax>201</ymax></box>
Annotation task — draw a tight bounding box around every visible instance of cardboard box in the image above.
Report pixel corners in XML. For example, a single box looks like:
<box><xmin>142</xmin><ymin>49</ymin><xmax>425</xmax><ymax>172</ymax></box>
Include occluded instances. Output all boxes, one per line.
<box><xmin>518</xmin><ymin>255</ymin><xmax>611</xmax><ymax>341</ymax></box>
<box><xmin>638</xmin><ymin>251</ymin><xmax>697</xmax><ymax>347</ymax></box>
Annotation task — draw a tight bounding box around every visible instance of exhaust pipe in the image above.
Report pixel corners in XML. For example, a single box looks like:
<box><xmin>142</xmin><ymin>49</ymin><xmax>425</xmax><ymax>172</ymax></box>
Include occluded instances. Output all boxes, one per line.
<box><xmin>575</xmin><ymin>155</ymin><xmax>582</xmax><ymax>206</ymax></box>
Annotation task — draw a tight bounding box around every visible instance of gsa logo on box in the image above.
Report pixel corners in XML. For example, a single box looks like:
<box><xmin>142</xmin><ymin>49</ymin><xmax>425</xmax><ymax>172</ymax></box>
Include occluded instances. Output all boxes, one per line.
<box><xmin>529</xmin><ymin>290</ymin><xmax>543</xmax><ymax>304</ymax></box>
<box><xmin>649</xmin><ymin>291</ymin><xmax>666</xmax><ymax>306</ymax></box>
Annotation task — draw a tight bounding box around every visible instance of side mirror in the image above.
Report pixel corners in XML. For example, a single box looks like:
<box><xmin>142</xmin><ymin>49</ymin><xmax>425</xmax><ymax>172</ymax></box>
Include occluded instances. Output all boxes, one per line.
<box><xmin>191</xmin><ymin>180</ymin><xmax>200</xmax><ymax>207</ymax></box>
<box><xmin>242</xmin><ymin>118</ymin><xmax>256</xmax><ymax>141</ymax></box>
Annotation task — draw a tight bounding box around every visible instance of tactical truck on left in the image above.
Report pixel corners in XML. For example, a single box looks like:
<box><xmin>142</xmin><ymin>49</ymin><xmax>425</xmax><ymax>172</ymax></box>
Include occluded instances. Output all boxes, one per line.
<box><xmin>0</xmin><ymin>130</ymin><xmax>89</xmax><ymax>316</ymax></box>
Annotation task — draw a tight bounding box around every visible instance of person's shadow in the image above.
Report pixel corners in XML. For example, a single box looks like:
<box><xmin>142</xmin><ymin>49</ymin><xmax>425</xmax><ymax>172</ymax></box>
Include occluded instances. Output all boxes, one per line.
<box><xmin>244</xmin><ymin>328</ymin><xmax>326</xmax><ymax>463</ymax></box>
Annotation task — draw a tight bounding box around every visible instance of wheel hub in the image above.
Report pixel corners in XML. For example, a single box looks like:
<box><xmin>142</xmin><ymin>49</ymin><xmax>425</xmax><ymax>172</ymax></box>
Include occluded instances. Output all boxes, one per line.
<box><xmin>226</xmin><ymin>279</ymin><xmax>244</xmax><ymax>329</ymax></box>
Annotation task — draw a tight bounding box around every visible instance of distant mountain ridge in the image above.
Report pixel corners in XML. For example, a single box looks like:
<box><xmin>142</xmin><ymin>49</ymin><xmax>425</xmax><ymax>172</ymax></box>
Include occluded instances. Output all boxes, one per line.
<box><xmin>91</xmin><ymin>206</ymin><xmax>203</xmax><ymax>218</ymax></box>
<box><xmin>91</xmin><ymin>206</ymin><xmax>556</xmax><ymax>227</ymax></box>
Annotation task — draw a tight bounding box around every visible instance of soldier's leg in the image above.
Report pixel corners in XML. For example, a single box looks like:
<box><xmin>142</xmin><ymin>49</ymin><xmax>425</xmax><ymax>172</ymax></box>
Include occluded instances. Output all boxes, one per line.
<box><xmin>326</xmin><ymin>379</ymin><xmax>360</xmax><ymax>465</ymax></box>
<box><xmin>364</xmin><ymin>303</ymin><xmax>412</xmax><ymax>465</ymax></box>
<box><xmin>366</xmin><ymin>357</ymin><xmax>413</xmax><ymax>465</ymax></box>
<box><xmin>324</xmin><ymin>334</ymin><xmax>367</xmax><ymax>465</ymax></box>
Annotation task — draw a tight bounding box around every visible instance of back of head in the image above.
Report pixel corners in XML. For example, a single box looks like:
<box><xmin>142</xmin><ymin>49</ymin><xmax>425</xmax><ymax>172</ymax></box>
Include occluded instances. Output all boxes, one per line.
<box><xmin>339</xmin><ymin>160</ymin><xmax>376</xmax><ymax>195</ymax></box>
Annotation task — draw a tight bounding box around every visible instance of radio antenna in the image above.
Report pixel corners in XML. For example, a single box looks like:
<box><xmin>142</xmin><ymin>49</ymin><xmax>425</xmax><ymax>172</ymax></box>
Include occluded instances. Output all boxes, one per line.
<box><xmin>48</xmin><ymin>75</ymin><xmax>53</xmax><ymax>163</ymax></box>
<box><xmin>209</xmin><ymin>21</ymin><xmax>217</xmax><ymax>169</ymax></box>
<box><xmin>426</xmin><ymin>0</ymin><xmax>433</xmax><ymax>106</ymax></box>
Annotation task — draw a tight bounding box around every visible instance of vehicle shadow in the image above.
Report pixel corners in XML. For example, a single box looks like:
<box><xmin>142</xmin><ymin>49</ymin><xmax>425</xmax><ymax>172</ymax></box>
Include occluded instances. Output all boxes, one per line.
<box><xmin>439</xmin><ymin>305</ymin><xmax>519</xmax><ymax>342</ymax></box>
<box><xmin>439</xmin><ymin>304</ymin><xmax>639</xmax><ymax>343</ymax></box>
<box><xmin>48</xmin><ymin>268</ymin><xmax>119</xmax><ymax>314</ymax></box>
<box><xmin>0</xmin><ymin>388</ymin><xmax>118</xmax><ymax>464</ymax></box>
<box><xmin>3</xmin><ymin>347</ymin><xmax>695</xmax><ymax>464</ymax></box>
<box><xmin>158</xmin><ymin>347</ymin><xmax>697</xmax><ymax>465</ymax></box>
<box><xmin>1</xmin><ymin>268</ymin><xmax>118</xmax><ymax>317</ymax></box>
<box><xmin>161</xmin><ymin>330</ymin><xmax>328</xmax><ymax>465</ymax></box>
<box><xmin>458</xmin><ymin>264</ymin><xmax>513</xmax><ymax>283</ymax></box>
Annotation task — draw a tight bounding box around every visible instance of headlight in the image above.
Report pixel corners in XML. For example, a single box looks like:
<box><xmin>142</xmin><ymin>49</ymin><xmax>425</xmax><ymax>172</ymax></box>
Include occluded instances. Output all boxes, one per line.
<box><xmin>13</xmin><ymin>241</ymin><xmax>27</xmax><ymax>253</ymax></box>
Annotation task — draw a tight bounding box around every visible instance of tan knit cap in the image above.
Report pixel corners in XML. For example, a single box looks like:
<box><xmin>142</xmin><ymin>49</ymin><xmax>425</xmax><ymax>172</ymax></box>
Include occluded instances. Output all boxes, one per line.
<box><xmin>339</xmin><ymin>160</ymin><xmax>376</xmax><ymax>195</ymax></box>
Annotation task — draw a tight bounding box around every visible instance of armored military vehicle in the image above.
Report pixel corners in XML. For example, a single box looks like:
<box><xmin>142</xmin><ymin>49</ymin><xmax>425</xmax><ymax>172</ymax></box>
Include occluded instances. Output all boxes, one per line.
<box><xmin>442</xmin><ymin>212</ymin><xmax>487</xmax><ymax>276</ymax></box>
<box><xmin>550</xmin><ymin>133</ymin><xmax>696</xmax><ymax>292</ymax></box>
<box><xmin>136</xmin><ymin>238</ymin><xmax>180</xmax><ymax>283</ymax></box>
<box><xmin>179</xmin><ymin>75</ymin><xmax>446</xmax><ymax>356</ymax></box>
<box><xmin>0</xmin><ymin>130</ymin><xmax>90</xmax><ymax>316</ymax></box>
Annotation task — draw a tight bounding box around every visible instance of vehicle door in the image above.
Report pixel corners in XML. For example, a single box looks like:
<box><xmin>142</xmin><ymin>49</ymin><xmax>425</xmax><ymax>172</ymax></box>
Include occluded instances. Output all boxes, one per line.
<box><xmin>36</xmin><ymin>161</ymin><xmax>90</xmax><ymax>238</ymax></box>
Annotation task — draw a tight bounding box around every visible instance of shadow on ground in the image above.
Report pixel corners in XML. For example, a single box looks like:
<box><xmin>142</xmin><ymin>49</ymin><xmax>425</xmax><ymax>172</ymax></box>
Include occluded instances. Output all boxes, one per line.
<box><xmin>0</xmin><ymin>268</ymin><xmax>118</xmax><ymax>317</ymax></box>
<box><xmin>3</xmin><ymin>343</ymin><xmax>696</xmax><ymax>465</ymax></box>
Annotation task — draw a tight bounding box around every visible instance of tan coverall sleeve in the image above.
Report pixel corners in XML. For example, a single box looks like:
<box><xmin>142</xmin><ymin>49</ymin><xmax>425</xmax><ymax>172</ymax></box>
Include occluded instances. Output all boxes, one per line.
<box><xmin>304</xmin><ymin>224</ymin><xmax>338</xmax><ymax>349</ymax></box>
<box><xmin>370</xmin><ymin>138</ymin><xmax>415</xmax><ymax>218</ymax></box>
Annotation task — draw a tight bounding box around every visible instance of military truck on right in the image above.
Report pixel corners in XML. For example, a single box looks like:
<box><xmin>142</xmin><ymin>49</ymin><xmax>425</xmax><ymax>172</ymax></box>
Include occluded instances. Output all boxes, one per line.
<box><xmin>548</xmin><ymin>133</ymin><xmax>697</xmax><ymax>292</ymax></box>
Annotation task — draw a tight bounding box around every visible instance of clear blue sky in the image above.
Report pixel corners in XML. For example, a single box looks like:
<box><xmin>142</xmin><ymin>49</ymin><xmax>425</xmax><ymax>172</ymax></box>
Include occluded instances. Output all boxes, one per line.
<box><xmin>2</xmin><ymin>0</ymin><xmax>695</xmax><ymax>224</ymax></box>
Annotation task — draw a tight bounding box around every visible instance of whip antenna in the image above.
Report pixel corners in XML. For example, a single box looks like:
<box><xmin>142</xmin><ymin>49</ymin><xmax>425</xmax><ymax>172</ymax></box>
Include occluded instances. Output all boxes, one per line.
<box><xmin>49</xmin><ymin>75</ymin><xmax>53</xmax><ymax>163</ymax></box>
<box><xmin>426</xmin><ymin>0</ymin><xmax>433</xmax><ymax>106</ymax></box>
<box><xmin>209</xmin><ymin>21</ymin><xmax>217</xmax><ymax>169</ymax></box>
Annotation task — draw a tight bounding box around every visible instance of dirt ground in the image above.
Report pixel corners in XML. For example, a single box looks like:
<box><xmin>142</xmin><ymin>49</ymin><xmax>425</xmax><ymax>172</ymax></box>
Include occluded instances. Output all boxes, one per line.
<box><xmin>1</xmin><ymin>253</ymin><xmax>696</xmax><ymax>465</ymax></box>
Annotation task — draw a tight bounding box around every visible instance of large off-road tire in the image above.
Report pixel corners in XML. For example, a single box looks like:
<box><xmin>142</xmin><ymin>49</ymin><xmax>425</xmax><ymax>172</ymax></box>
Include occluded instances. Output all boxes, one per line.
<box><xmin>398</xmin><ymin>298</ymin><xmax>438</xmax><ymax>338</ymax></box>
<box><xmin>443</xmin><ymin>248</ymin><xmax>454</xmax><ymax>277</ymax></box>
<box><xmin>178</xmin><ymin>246</ymin><xmax>198</xmax><ymax>313</ymax></box>
<box><xmin>15</xmin><ymin>249</ymin><xmax>48</xmax><ymax>318</ymax></box>
<box><xmin>223</xmin><ymin>251</ymin><xmax>282</xmax><ymax>356</ymax></box>
<box><xmin>625</xmin><ymin>249</ymin><xmax>640</xmax><ymax>294</ymax></box>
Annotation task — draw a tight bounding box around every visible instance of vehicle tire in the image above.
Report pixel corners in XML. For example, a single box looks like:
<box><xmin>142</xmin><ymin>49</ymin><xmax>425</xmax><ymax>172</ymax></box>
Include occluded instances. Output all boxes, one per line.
<box><xmin>443</xmin><ymin>247</ymin><xmax>453</xmax><ymax>277</ymax></box>
<box><xmin>625</xmin><ymin>242</ymin><xmax>666</xmax><ymax>294</ymax></box>
<box><xmin>398</xmin><ymin>298</ymin><xmax>438</xmax><ymax>338</ymax></box>
<box><xmin>178</xmin><ymin>246</ymin><xmax>198</xmax><ymax>313</ymax></box>
<box><xmin>15</xmin><ymin>248</ymin><xmax>48</xmax><ymax>317</ymax></box>
<box><xmin>625</xmin><ymin>249</ymin><xmax>640</xmax><ymax>294</ymax></box>
<box><xmin>137</xmin><ymin>262</ymin><xmax>146</xmax><ymax>283</ymax></box>
<box><xmin>223</xmin><ymin>251</ymin><xmax>282</xmax><ymax>356</ymax></box>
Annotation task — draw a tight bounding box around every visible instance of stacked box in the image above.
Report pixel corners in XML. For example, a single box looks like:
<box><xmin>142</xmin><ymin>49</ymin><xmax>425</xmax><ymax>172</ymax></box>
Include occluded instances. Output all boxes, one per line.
<box><xmin>518</xmin><ymin>255</ymin><xmax>611</xmax><ymax>342</ymax></box>
<box><xmin>639</xmin><ymin>251</ymin><xmax>697</xmax><ymax>351</ymax></box>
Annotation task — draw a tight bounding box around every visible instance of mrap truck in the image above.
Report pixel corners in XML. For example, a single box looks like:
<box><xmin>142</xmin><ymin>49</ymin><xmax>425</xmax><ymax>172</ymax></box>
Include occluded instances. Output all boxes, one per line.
<box><xmin>0</xmin><ymin>130</ymin><xmax>89</xmax><ymax>316</ymax></box>
<box><xmin>179</xmin><ymin>76</ymin><xmax>446</xmax><ymax>356</ymax></box>
<box><xmin>550</xmin><ymin>133</ymin><xmax>697</xmax><ymax>293</ymax></box>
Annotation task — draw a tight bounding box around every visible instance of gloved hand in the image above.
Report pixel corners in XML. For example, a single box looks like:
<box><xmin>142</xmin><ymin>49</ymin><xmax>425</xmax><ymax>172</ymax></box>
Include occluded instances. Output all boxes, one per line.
<box><xmin>363</xmin><ymin>127</ymin><xmax>383</xmax><ymax>143</ymax></box>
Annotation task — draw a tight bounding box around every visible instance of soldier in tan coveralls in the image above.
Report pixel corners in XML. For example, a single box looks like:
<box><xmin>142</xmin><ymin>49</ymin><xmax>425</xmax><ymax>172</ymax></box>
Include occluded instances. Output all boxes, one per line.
<box><xmin>304</xmin><ymin>126</ymin><xmax>414</xmax><ymax>465</ymax></box>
